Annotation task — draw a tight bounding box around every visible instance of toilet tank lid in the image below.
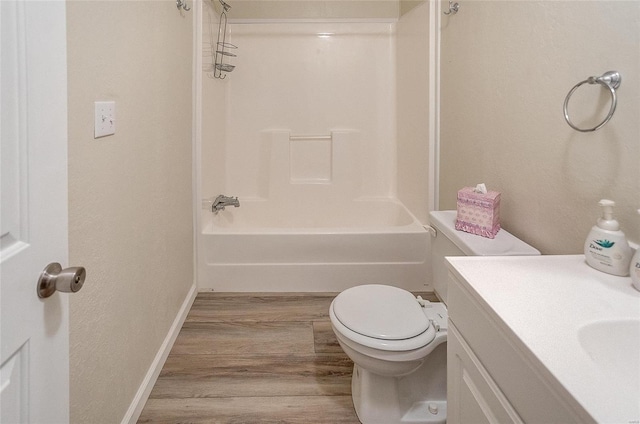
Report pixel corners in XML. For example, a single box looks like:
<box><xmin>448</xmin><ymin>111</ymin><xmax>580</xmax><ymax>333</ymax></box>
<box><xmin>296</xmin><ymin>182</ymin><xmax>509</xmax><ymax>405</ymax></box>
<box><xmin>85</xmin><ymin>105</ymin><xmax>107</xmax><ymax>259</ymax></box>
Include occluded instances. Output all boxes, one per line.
<box><xmin>333</xmin><ymin>285</ymin><xmax>431</xmax><ymax>340</ymax></box>
<box><xmin>429</xmin><ymin>210</ymin><xmax>540</xmax><ymax>256</ymax></box>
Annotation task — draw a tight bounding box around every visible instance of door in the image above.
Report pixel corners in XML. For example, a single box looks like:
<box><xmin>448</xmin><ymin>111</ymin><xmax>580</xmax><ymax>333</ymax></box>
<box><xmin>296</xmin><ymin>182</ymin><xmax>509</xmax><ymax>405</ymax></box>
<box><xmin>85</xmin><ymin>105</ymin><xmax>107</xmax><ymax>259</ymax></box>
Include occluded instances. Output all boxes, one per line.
<box><xmin>1</xmin><ymin>0</ymin><xmax>70</xmax><ymax>422</ymax></box>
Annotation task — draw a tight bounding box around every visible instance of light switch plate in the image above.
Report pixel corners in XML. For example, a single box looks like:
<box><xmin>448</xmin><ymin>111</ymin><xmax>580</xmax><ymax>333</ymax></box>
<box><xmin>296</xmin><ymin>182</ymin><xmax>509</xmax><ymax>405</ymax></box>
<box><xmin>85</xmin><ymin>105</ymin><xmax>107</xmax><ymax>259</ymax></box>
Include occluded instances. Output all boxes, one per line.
<box><xmin>94</xmin><ymin>101</ymin><xmax>116</xmax><ymax>138</ymax></box>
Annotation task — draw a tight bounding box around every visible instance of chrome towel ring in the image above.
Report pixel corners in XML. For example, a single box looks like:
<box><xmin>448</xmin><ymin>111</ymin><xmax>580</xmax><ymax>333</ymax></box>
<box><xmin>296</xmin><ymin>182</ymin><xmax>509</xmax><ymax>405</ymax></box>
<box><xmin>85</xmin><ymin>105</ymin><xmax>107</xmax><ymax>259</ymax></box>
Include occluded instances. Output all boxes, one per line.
<box><xmin>563</xmin><ymin>71</ymin><xmax>621</xmax><ymax>132</ymax></box>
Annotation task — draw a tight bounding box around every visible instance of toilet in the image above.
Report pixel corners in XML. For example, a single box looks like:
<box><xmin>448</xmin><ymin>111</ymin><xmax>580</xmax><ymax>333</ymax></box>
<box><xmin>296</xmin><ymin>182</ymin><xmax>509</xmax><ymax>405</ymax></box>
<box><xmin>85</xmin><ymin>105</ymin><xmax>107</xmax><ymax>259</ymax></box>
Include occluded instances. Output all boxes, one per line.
<box><xmin>330</xmin><ymin>210</ymin><xmax>540</xmax><ymax>424</ymax></box>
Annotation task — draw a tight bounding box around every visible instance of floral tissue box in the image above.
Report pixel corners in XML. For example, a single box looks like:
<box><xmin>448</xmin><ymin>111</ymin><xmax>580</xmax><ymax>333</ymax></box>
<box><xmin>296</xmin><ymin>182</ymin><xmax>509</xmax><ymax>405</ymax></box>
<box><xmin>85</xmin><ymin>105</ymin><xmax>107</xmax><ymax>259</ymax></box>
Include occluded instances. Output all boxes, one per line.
<box><xmin>455</xmin><ymin>184</ymin><xmax>501</xmax><ymax>239</ymax></box>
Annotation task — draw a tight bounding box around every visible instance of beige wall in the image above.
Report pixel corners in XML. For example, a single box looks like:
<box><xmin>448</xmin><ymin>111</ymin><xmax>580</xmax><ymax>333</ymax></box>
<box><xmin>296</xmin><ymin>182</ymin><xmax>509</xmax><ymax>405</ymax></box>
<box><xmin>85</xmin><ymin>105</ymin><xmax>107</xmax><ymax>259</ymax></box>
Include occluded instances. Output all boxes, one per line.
<box><xmin>396</xmin><ymin>1</ymin><xmax>431</xmax><ymax>223</ymax></box>
<box><xmin>225</xmin><ymin>0</ymin><xmax>399</xmax><ymax>20</ymax></box>
<box><xmin>66</xmin><ymin>1</ymin><xmax>194</xmax><ymax>423</ymax></box>
<box><xmin>440</xmin><ymin>1</ymin><xmax>640</xmax><ymax>254</ymax></box>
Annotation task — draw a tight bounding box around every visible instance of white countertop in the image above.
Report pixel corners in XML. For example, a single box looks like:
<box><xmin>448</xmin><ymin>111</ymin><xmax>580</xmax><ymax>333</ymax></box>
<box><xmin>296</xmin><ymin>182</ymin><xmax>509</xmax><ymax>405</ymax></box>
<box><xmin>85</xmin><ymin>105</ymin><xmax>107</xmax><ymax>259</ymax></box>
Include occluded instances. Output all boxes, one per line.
<box><xmin>446</xmin><ymin>255</ymin><xmax>640</xmax><ymax>424</ymax></box>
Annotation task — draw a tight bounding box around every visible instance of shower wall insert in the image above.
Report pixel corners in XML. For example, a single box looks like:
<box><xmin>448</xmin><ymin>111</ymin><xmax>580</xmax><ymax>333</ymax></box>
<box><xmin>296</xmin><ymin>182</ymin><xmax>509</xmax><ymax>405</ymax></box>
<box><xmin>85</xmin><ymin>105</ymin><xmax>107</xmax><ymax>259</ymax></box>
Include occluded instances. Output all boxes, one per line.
<box><xmin>198</xmin><ymin>17</ymin><xmax>430</xmax><ymax>292</ymax></box>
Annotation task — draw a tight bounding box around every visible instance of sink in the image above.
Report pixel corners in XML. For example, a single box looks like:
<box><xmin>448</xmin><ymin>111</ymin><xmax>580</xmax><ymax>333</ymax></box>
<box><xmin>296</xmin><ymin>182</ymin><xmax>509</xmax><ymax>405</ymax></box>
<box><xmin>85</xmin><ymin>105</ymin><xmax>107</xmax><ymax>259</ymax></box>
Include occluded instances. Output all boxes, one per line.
<box><xmin>578</xmin><ymin>320</ymin><xmax>640</xmax><ymax>391</ymax></box>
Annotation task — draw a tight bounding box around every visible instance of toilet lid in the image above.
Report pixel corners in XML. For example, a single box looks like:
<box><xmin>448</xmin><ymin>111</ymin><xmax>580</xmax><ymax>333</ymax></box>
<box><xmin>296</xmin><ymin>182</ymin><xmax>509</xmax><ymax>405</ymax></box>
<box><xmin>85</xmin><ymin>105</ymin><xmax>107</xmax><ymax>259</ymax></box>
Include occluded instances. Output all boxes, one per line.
<box><xmin>333</xmin><ymin>285</ymin><xmax>431</xmax><ymax>340</ymax></box>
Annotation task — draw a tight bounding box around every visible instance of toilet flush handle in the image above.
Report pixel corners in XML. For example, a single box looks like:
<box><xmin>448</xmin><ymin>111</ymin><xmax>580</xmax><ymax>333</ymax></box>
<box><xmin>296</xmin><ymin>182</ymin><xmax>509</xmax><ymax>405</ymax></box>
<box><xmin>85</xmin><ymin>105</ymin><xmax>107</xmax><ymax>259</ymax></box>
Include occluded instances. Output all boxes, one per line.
<box><xmin>416</xmin><ymin>296</ymin><xmax>431</xmax><ymax>308</ymax></box>
<box><xmin>423</xmin><ymin>225</ymin><xmax>437</xmax><ymax>237</ymax></box>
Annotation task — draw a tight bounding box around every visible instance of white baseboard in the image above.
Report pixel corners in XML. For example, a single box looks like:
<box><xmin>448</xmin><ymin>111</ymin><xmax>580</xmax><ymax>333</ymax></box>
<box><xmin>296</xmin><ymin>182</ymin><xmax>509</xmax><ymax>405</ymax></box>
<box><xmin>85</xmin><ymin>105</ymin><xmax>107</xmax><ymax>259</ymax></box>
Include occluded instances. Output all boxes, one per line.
<box><xmin>121</xmin><ymin>282</ymin><xmax>198</xmax><ymax>424</ymax></box>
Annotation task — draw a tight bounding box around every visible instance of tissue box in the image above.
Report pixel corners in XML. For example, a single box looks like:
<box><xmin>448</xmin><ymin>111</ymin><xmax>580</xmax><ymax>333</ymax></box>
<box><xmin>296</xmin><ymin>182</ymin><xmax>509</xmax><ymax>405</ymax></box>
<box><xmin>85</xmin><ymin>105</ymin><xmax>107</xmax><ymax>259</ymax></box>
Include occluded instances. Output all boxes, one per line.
<box><xmin>455</xmin><ymin>187</ymin><xmax>501</xmax><ymax>238</ymax></box>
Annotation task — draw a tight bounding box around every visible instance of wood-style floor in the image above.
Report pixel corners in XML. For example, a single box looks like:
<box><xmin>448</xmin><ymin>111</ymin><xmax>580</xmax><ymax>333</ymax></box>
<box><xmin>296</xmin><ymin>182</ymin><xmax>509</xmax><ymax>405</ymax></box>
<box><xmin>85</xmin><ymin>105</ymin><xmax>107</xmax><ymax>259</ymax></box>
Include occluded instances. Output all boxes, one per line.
<box><xmin>138</xmin><ymin>291</ymin><xmax>438</xmax><ymax>423</ymax></box>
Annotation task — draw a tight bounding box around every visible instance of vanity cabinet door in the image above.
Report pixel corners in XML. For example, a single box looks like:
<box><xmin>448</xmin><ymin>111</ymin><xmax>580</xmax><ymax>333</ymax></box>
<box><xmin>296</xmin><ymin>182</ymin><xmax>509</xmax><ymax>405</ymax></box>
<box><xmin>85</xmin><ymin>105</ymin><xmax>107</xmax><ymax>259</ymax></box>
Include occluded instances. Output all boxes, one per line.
<box><xmin>447</xmin><ymin>323</ymin><xmax>523</xmax><ymax>424</ymax></box>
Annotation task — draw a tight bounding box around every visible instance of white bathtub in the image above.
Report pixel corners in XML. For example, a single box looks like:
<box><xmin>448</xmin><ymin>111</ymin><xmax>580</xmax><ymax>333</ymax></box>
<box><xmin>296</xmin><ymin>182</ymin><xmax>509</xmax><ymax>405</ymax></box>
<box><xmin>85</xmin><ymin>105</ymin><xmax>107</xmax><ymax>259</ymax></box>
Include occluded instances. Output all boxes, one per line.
<box><xmin>197</xmin><ymin>199</ymin><xmax>429</xmax><ymax>292</ymax></box>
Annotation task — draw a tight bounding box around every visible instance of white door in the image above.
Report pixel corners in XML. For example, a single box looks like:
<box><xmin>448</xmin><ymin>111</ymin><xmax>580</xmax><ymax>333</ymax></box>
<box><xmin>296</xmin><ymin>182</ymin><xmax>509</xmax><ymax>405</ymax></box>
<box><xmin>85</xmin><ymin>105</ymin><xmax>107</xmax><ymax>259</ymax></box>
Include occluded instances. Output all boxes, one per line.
<box><xmin>1</xmin><ymin>0</ymin><xmax>70</xmax><ymax>422</ymax></box>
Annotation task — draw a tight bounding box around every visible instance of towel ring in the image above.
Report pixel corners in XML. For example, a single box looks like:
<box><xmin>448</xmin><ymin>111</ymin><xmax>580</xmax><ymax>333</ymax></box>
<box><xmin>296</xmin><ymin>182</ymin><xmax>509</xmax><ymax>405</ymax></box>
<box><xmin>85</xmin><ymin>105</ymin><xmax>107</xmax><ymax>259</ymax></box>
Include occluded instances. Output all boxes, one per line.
<box><xmin>563</xmin><ymin>71</ymin><xmax>621</xmax><ymax>132</ymax></box>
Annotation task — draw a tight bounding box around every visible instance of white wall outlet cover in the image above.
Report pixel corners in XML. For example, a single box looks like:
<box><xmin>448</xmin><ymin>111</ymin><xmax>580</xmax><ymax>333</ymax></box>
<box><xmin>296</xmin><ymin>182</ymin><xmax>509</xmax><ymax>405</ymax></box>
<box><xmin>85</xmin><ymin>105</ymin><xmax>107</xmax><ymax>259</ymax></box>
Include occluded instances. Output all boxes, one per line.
<box><xmin>94</xmin><ymin>101</ymin><xmax>116</xmax><ymax>138</ymax></box>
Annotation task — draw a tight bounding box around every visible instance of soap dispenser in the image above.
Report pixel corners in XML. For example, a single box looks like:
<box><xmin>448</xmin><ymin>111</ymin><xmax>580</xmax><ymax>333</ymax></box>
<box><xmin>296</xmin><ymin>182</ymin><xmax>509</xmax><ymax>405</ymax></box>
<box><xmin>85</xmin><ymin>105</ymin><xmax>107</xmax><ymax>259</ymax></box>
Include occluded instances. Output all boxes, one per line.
<box><xmin>584</xmin><ymin>199</ymin><xmax>631</xmax><ymax>276</ymax></box>
<box><xmin>630</xmin><ymin>209</ymin><xmax>640</xmax><ymax>291</ymax></box>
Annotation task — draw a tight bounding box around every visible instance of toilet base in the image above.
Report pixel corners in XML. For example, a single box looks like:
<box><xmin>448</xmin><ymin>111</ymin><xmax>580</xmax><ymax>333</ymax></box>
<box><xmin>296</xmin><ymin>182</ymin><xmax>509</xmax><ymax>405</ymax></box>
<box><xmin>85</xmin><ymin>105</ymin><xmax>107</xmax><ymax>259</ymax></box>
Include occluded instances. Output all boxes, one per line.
<box><xmin>401</xmin><ymin>400</ymin><xmax>446</xmax><ymax>423</ymax></box>
<box><xmin>351</xmin><ymin>346</ymin><xmax>447</xmax><ymax>424</ymax></box>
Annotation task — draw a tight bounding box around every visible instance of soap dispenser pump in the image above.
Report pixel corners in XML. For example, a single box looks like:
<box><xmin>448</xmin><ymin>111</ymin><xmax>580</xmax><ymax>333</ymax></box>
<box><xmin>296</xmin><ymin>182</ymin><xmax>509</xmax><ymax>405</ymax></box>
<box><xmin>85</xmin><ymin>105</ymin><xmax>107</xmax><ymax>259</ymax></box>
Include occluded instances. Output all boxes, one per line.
<box><xmin>584</xmin><ymin>199</ymin><xmax>631</xmax><ymax>276</ymax></box>
<box><xmin>629</xmin><ymin>209</ymin><xmax>640</xmax><ymax>291</ymax></box>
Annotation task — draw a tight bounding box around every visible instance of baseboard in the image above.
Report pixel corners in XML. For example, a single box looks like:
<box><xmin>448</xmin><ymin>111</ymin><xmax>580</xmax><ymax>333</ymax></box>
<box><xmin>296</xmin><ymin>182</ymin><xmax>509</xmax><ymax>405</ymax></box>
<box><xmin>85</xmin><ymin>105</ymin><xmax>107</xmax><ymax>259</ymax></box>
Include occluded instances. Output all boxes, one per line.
<box><xmin>121</xmin><ymin>282</ymin><xmax>198</xmax><ymax>424</ymax></box>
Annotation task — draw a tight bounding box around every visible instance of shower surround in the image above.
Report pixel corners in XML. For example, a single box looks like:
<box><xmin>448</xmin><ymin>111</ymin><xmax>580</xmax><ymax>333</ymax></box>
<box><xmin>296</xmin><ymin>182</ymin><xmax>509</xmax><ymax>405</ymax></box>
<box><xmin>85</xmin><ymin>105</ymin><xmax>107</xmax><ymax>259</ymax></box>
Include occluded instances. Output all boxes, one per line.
<box><xmin>199</xmin><ymin>19</ymin><xmax>430</xmax><ymax>292</ymax></box>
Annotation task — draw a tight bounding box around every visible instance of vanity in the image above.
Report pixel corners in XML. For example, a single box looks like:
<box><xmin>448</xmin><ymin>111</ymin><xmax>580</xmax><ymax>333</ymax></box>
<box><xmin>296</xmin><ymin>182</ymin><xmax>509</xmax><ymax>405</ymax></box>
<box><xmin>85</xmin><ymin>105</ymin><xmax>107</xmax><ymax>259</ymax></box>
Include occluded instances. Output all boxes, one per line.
<box><xmin>446</xmin><ymin>255</ymin><xmax>640</xmax><ymax>423</ymax></box>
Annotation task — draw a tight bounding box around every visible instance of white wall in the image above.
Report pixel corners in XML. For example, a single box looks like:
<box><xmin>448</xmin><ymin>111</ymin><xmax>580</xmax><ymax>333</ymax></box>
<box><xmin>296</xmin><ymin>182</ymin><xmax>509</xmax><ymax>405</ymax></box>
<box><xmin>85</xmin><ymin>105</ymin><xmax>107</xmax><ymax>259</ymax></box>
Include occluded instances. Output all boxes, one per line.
<box><xmin>440</xmin><ymin>0</ymin><xmax>640</xmax><ymax>254</ymax></box>
<box><xmin>201</xmin><ymin>0</ymin><xmax>228</xmax><ymax>201</ymax></box>
<box><xmin>66</xmin><ymin>1</ymin><xmax>194</xmax><ymax>422</ymax></box>
<box><xmin>217</xmin><ymin>21</ymin><xmax>398</xmax><ymax>201</ymax></box>
<box><xmin>396</xmin><ymin>1</ymin><xmax>431</xmax><ymax>223</ymax></box>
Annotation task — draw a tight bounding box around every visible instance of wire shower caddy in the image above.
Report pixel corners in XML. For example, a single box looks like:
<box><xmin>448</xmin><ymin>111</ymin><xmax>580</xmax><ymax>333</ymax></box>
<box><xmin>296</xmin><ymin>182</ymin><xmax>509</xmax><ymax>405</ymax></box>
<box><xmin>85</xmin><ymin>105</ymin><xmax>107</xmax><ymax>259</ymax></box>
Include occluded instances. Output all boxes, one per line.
<box><xmin>205</xmin><ymin>0</ymin><xmax>236</xmax><ymax>79</ymax></box>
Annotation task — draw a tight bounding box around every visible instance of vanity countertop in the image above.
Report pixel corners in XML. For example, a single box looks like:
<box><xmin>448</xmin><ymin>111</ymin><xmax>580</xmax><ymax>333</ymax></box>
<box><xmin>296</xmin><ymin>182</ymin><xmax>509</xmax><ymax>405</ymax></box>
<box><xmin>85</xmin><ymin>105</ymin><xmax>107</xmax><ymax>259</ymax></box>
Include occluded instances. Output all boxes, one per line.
<box><xmin>446</xmin><ymin>254</ymin><xmax>640</xmax><ymax>424</ymax></box>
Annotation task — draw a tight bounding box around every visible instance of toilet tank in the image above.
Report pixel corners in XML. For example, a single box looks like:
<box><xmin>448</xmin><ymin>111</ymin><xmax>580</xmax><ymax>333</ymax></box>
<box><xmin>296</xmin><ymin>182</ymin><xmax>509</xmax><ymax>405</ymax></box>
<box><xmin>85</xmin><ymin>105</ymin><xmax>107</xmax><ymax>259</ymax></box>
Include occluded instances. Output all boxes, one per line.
<box><xmin>429</xmin><ymin>210</ymin><xmax>540</xmax><ymax>304</ymax></box>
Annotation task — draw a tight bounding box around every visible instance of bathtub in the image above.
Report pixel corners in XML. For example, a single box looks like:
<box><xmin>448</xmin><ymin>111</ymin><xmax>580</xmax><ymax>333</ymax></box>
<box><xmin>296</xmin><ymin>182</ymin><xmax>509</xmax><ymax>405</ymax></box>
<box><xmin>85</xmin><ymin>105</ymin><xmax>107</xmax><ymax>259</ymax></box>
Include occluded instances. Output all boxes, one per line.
<box><xmin>197</xmin><ymin>199</ymin><xmax>429</xmax><ymax>292</ymax></box>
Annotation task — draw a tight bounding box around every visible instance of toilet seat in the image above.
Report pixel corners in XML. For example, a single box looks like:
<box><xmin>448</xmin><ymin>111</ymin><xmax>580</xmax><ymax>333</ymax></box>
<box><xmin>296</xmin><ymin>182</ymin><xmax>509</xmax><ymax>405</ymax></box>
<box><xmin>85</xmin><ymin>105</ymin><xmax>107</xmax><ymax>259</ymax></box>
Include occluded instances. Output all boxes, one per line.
<box><xmin>331</xmin><ymin>285</ymin><xmax>436</xmax><ymax>352</ymax></box>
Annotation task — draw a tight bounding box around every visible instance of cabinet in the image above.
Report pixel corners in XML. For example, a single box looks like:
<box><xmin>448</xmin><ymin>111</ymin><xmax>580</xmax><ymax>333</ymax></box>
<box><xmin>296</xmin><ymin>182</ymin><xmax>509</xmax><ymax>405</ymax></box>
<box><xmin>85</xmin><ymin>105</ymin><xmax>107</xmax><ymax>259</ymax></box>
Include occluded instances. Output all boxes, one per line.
<box><xmin>448</xmin><ymin>323</ymin><xmax>522</xmax><ymax>424</ymax></box>
<box><xmin>446</xmin><ymin>269</ymin><xmax>589</xmax><ymax>424</ymax></box>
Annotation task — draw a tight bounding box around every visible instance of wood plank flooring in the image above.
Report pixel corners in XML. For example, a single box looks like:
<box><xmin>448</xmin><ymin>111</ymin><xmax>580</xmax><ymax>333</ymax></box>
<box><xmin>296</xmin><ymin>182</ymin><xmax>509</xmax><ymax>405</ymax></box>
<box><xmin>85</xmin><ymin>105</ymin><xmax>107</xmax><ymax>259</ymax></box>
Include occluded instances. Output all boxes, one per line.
<box><xmin>138</xmin><ymin>291</ymin><xmax>438</xmax><ymax>424</ymax></box>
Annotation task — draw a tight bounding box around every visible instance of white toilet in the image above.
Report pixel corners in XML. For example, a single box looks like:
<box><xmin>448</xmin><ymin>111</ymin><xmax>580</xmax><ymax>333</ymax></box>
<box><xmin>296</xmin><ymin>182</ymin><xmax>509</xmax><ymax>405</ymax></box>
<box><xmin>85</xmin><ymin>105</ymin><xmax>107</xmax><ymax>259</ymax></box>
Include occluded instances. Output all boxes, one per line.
<box><xmin>330</xmin><ymin>210</ymin><xmax>540</xmax><ymax>424</ymax></box>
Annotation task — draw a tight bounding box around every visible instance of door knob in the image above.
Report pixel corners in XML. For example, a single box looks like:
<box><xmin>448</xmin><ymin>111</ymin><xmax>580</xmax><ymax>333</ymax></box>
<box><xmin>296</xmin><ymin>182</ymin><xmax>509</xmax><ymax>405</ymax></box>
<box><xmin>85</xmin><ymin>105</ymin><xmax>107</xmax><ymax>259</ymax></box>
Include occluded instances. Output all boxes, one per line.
<box><xmin>37</xmin><ymin>263</ymin><xmax>86</xmax><ymax>298</ymax></box>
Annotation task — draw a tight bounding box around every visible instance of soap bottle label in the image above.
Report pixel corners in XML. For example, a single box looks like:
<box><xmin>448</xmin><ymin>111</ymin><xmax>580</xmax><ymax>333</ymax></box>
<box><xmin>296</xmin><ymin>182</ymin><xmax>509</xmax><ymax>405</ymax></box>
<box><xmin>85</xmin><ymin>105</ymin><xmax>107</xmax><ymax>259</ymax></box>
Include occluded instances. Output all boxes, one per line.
<box><xmin>587</xmin><ymin>240</ymin><xmax>619</xmax><ymax>268</ymax></box>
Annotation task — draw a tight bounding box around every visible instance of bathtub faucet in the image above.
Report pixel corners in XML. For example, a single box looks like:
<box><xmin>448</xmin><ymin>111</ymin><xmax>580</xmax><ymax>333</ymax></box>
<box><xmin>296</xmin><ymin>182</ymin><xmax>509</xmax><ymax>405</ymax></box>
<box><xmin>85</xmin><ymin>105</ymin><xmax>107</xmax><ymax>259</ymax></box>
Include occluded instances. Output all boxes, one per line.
<box><xmin>212</xmin><ymin>195</ymin><xmax>240</xmax><ymax>212</ymax></box>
